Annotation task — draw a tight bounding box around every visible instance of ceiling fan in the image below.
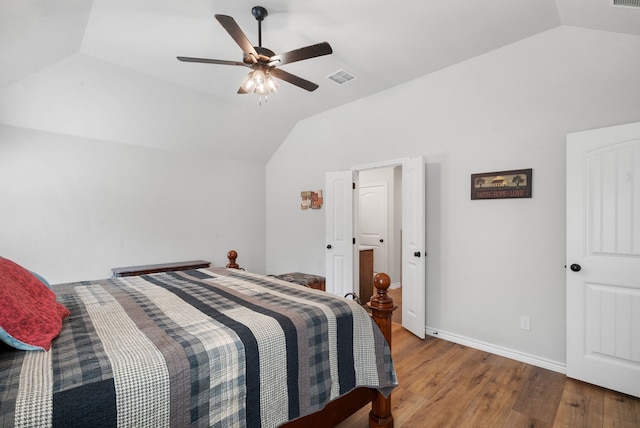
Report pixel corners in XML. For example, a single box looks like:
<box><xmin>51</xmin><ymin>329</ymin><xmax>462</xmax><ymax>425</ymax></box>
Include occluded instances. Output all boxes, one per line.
<box><xmin>177</xmin><ymin>6</ymin><xmax>333</xmax><ymax>95</ymax></box>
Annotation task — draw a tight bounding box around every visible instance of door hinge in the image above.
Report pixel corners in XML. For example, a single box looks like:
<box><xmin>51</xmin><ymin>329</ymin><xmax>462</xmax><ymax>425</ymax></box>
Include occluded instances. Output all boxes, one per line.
<box><xmin>353</xmin><ymin>237</ymin><xmax>356</xmax><ymax>245</ymax></box>
<box><xmin>352</xmin><ymin>182</ymin><xmax>356</xmax><ymax>190</ymax></box>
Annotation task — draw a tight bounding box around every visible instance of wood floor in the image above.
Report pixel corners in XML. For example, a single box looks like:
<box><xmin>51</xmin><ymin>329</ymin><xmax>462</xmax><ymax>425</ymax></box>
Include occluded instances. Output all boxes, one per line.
<box><xmin>388</xmin><ymin>287</ymin><xmax>401</xmax><ymax>324</ymax></box>
<box><xmin>337</xmin><ymin>323</ymin><xmax>640</xmax><ymax>427</ymax></box>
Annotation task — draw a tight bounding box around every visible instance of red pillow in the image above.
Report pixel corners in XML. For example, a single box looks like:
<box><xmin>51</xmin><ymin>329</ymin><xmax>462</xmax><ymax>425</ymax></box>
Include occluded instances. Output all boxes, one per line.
<box><xmin>0</xmin><ymin>257</ymin><xmax>70</xmax><ymax>351</ymax></box>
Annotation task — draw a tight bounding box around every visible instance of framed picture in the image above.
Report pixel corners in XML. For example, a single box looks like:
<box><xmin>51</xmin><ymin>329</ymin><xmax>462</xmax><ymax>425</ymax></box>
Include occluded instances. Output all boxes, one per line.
<box><xmin>301</xmin><ymin>190</ymin><xmax>323</xmax><ymax>210</ymax></box>
<box><xmin>471</xmin><ymin>168</ymin><xmax>532</xmax><ymax>200</ymax></box>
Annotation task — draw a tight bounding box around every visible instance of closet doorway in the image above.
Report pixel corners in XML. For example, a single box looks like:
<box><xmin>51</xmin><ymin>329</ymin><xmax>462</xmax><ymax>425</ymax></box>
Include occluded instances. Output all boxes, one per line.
<box><xmin>357</xmin><ymin>167</ymin><xmax>401</xmax><ymax>288</ymax></box>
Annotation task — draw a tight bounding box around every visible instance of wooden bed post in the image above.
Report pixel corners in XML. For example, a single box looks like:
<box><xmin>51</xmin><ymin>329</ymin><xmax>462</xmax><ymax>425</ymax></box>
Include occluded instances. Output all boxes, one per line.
<box><xmin>226</xmin><ymin>250</ymin><xmax>240</xmax><ymax>269</ymax></box>
<box><xmin>367</xmin><ymin>273</ymin><xmax>397</xmax><ymax>428</ymax></box>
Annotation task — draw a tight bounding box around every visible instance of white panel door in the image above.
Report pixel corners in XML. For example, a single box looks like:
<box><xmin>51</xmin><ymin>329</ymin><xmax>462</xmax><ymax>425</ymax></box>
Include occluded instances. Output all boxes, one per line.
<box><xmin>402</xmin><ymin>157</ymin><xmax>426</xmax><ymax>338</ymax></box>
<box><xmin>325</xmin><ymin>171</ymin><xmax>354</xmax><ymax>297</ymax></box>
<box><xmin>359</xmin><ymin>183</ymin><xmax>387</xmax><ymax>274</ymax></box>
<box><xmin>567</xmin><ymin>121</ymin><xmax>640</xmax><ymax>398</ymax></box>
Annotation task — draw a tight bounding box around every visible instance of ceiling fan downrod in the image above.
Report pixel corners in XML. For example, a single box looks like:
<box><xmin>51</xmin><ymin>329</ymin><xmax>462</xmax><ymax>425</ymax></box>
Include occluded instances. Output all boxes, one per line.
<box><xmin>251</xmin><ymin>6</ymin><xmax>268</xmax><ymax>47</ymax></box>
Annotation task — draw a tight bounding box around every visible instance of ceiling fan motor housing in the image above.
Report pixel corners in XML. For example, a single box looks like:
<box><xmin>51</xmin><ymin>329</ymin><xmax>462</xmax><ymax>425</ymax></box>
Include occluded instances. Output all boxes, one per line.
<box><xmin>243</xmin><ymin>46</ymin><xmax>276</xmax><ymax>65</ymax></box>
<box><xmin>251</xmin><ymin>6</ymin><xmax>268</xmax><ymax>21</ymax></box>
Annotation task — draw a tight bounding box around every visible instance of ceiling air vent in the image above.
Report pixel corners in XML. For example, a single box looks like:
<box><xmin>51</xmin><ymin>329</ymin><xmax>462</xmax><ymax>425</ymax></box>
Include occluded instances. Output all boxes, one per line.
<box><xmin>611</xmin><ymin>0</ymin><xmax>640</xmax><ymax>7</ymax></box>
<box><xmin>326</xmin><ymin>69</ymin><xmax>357</xmax><ymax>85</ymax></box>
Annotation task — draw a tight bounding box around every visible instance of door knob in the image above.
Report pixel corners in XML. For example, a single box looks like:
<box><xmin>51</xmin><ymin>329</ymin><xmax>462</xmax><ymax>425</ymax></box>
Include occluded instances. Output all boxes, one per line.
<box><xmin>379</xmin><ymin>239</ymin><xmax>384</xmax><ymax>243</ymax></box>
<box><xmin>570</xmin><ymin>263</ymin><xmax>581</xmax><ymax>272</ymax></box>
<box><xmin>326</xmin><ymin>244</ymin><xmax>332</xmax><ymax>249</ymax></box>
<box><xmin>414</xmin><ymin>251</ymin><xmax>421</xmax><ymax>257</ymax></box>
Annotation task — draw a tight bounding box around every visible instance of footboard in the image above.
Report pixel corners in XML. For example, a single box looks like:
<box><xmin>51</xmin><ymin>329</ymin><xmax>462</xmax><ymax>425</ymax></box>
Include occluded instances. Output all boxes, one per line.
<box><xmin>225</xmin><ymin>251</ymin><xmax>397</xmax><ymax>427</ymax></box>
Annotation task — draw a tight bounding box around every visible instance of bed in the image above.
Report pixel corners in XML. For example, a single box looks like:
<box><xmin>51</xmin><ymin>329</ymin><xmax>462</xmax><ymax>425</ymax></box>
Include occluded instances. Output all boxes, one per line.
<box><xmin>0</xmin><ymin>251</ymin><xmax>397</xmax><ymax>427</ymax></box>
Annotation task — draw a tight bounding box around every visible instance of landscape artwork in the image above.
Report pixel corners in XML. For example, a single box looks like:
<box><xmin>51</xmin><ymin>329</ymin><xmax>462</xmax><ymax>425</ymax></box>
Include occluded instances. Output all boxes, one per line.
<box><xmin>471</xmin><ymin>168</ymin><xmax>532</xmax><ymax>200</ymax></box>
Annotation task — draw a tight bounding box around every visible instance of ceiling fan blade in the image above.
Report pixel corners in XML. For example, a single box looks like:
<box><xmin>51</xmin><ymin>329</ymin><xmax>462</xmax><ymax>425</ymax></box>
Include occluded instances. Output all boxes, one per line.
<box><xmin>177</xmin><ymin>56</ymin><xmax>247</xmax><ymax>66</ymax></box>
<box><xmin>214</xmin><ymin>14</ymin><xmax>260</xmax><ymax>61</ymax></box>
<box><xmin>270</xmin><ymin>68</ymin><xmax>319</xmax><ymax>92</ymax></box>
<box><xmin>269</xmin><ymin>42</ymin><xmax>332</xmax><ymax>66</ymax></box>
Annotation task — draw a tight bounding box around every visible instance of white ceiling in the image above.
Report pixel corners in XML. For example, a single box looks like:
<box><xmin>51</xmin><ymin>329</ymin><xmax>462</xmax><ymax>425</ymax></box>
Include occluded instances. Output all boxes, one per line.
<box><xmin>1</xmin><ymin>0</ymin><xmax>639</xmax><ymax>163</ymax></box>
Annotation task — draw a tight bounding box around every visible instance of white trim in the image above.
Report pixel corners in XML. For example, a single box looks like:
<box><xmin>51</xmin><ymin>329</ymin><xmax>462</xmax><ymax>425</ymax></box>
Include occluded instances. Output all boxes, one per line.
<box><xmin>389</xmin><ymin>282</ymin><xmax>401</xmax><ymax>289</ymax></box>
<box><xmin>351</xmin><ymin>158</ymin><xmax>409</xmax><ymax>171</ymax></box>
<box><xmin>426</xmin><ymin>327</ymin><xmax>566</xmax><ymax>374</ymax></box>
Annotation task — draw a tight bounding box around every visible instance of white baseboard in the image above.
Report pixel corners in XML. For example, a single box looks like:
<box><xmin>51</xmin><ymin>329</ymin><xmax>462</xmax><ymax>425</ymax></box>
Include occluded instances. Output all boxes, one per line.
<box><xmin>425</xmin><ymin>327</ymin><xmax>566</xmax><ymax>374</ymax></box>
<box><xmin>389</xmin><ymin>282</ymin><xmax>401</xmax><ymax>290</ymax></box>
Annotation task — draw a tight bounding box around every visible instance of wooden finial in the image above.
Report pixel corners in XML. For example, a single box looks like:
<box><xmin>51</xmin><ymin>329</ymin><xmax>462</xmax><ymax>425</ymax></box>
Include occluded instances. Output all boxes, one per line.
<box><xmin>226</xmin><ymin>250</ymin><xmax>240</xmax><ymax>269</ymax></box>
<box><xmin>369</xmin><ymin>272</ymin><xmax>395</xmax><ymax>311</ymax></box>
<box><xmin>367</xmin><ymin>272</ymin><xmax>397</xmax><ymax>344</ymax></box>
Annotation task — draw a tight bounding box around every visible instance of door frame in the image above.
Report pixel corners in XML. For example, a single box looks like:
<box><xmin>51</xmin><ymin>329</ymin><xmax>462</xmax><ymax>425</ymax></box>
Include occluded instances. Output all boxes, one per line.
<box><xmin>351</xmin><ymin>158</ymin><xmax>409</xmax><ymax>293</ymax></box>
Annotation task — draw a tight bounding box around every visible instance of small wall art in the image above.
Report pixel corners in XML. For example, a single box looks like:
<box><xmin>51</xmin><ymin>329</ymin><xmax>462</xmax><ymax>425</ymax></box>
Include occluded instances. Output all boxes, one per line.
<box><xmin>301</xmin><ymin>190</ymin><xmax>323</xmax><ymax>210</ymax></box>
<box><xmin>471</xmin><ymin>168</ymin><xmax>532</xmax><ymax>200</ymax></box>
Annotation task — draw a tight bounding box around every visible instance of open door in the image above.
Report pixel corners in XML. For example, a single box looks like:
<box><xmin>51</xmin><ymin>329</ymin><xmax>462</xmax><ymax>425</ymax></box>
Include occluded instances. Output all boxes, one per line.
<box><xmin>566</xmin><ymin>122</ymin><xmax>640</xmax><ymax>398</ymax></box>
<box><xmin>326</xmin><ymin>158</ymin><xmax>426</xmax><ymax>339</ymax></box>
<box><xmin>401</xmin><ymin>157</ymin><xmax>426</xmax><ymax>338</ymax></box>
<box><xmin>325</xmin><ymin>171</ymin><xmax>355</xmax><ymax>297</ymax></box>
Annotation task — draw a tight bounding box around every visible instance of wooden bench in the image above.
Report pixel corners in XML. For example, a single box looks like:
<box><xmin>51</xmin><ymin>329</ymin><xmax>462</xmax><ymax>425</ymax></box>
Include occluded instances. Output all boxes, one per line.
<box><xmin>273</xmin><ymin>272</ymin><xmax>326</xmax><ymax>291</ymax></box>
<box><xmin>111</xmin><ymin>260</ymin><xmax>211</xmax><ymax>277</ymax></box>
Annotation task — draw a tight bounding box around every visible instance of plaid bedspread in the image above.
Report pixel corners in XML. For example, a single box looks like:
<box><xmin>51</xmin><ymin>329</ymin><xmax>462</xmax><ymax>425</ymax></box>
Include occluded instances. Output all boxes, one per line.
<box><xmin>0</xmin><ymin>268</ymin><xmax>396</xmax><ymax>427</ymax></box>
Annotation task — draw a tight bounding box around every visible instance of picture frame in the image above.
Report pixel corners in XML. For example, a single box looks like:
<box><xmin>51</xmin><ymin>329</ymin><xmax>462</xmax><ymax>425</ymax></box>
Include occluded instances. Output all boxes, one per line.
<box><xmin>301</xmin><ymin>190</ymin><xmax>323</xmax><ymax>210</ymax></box>
<box><xmin>471</xmin><ymin>168</ymin><xmax>532</xmax><ymax>200</ymax></box>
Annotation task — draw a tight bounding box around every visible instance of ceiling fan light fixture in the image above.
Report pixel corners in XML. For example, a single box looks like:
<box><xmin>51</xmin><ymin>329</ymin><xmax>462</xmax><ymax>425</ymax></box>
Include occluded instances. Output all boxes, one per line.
<box><xmin>241</xmin><ymin>69</ymin><xmax>279</xmax><ymax>97</ymax></box>
<box><xmin>253</xmin><ymin>69</ymin><xmax>266</xmax><ymax>86</ymax></box>
<box><xmin>241</xmin><ymin>71</ymin><xmax>257</xmax><ymax>92</ymax></box>
<box><xmin>255</xmin><ymin>84</ymin><xmax>268</xmax><ymax>96</ymax></box>
<box><xmin>265</xmin><ymin>73</ymin><xmax>279</xmax><ymax>92</ymax></box>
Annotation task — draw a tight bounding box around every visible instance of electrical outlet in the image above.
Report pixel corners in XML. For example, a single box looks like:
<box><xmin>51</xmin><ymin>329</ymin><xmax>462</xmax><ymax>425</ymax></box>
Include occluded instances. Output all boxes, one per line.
<box><xmin>520</xmin><ymin>316</ymin><xmax>531</xmax><ymax>331</ymax></box>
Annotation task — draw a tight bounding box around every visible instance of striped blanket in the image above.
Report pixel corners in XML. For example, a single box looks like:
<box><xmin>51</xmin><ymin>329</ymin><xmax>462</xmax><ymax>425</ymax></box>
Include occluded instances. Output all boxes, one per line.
<box><xmin>0</xmin><ymin>268</ymin><xmax>397</xmax><ymax>427</ymax></box>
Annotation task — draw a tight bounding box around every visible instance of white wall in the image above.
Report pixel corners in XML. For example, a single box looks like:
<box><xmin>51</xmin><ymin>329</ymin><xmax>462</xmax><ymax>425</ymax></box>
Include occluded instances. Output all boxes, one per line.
<box><xmin>0</xmin><ymin>124</ymin><xmax>266</xmax><ymax>284</ymax></box>
<box><xmin>266</xmin><ymin>26</ymin><xmax>640</xmax><ymax>366</ymax></box>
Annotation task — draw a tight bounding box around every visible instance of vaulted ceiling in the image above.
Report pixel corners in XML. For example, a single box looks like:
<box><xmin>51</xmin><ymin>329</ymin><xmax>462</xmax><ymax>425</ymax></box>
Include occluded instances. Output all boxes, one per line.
<box><xmin>1</xmin><ymin>0</ymin><xmax>639</xmax><ymax>163</ymax></box>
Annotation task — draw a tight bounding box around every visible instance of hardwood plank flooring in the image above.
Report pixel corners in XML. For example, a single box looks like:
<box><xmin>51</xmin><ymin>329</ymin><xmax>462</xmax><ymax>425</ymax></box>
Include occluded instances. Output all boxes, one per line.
<box><xmin>337</xmin><ymin>323</ymin><xmax>640</xmax><ymax>427</ymax></box>
<box><xmin>388</xmin><ymin>287</ymin><xmax>401</xmax><ymax>324</ymax></box>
